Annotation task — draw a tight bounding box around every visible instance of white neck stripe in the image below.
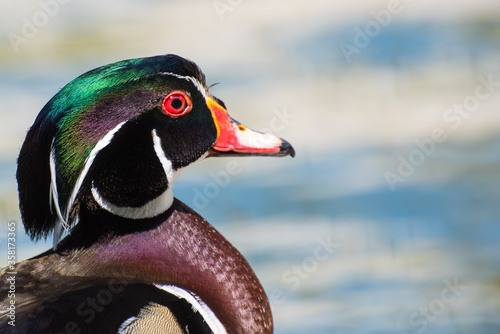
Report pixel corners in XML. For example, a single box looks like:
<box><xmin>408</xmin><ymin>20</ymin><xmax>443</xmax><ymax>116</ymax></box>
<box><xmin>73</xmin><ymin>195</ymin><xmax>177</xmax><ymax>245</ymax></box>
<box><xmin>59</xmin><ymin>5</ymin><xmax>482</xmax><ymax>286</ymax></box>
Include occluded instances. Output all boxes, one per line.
<box><xmin>154</xmin><ymin>284</ymin><xmax>227</xmax><ymax>334</ymax></box>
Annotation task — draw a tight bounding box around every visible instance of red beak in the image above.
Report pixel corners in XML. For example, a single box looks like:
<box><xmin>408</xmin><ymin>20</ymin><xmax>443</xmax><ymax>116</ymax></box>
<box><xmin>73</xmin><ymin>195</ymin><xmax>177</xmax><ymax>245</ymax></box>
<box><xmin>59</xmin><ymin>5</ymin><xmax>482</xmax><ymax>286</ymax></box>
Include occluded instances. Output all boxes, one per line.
<box><xmin>206</xmin><ymin>97</ymin><xmax>295</xmax><ymax>158</ymax></box>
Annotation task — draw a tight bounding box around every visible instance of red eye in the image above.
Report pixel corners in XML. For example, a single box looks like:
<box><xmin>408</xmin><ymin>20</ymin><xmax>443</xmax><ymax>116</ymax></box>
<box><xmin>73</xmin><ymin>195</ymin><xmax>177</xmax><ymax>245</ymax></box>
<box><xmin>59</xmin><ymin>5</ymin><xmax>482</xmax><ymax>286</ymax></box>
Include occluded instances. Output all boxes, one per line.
<box><xmin>162</xmin><ymin>91</ymin><xmax>192</xmax><ymax>117</ymax></box>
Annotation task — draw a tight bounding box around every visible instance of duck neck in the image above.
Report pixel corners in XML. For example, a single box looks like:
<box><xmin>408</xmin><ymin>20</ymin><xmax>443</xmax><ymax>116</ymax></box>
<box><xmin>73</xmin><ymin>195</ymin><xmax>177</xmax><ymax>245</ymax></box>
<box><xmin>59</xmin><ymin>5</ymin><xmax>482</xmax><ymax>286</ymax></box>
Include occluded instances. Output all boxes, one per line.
<box><xmin>58</xmin><ymin>199</ymin><xmax>273</xmax><ymax>334</ymax></box>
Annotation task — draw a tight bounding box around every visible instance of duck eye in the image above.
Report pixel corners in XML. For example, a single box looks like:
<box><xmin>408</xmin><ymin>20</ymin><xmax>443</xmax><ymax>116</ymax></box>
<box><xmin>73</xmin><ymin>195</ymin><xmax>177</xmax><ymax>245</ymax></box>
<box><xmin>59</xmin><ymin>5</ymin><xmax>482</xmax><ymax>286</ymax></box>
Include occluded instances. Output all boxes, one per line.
<box><xmin>162</xmin><ymin>91</ymin><xmax>192</xmax><ymax>117</ymax></box>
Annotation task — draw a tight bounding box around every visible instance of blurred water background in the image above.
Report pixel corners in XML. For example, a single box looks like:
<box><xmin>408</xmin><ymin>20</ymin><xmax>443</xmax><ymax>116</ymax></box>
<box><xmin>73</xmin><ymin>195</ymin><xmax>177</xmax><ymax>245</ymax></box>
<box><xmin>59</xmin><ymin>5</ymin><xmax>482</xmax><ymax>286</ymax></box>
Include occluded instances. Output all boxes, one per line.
<box><xmin>1</xmin><ymin>0</ymin><xmax>500</xmax><ymax>333</ymax></box>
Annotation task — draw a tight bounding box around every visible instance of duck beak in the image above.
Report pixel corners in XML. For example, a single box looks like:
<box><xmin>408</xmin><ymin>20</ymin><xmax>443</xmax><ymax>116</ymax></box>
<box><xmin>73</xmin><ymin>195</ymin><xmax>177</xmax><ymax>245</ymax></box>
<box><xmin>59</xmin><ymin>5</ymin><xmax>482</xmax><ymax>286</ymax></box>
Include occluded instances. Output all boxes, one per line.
<box><xmin>206</xmin><ymin>97</ymin><xmax>295</xmax><ymax>158</ymax></box>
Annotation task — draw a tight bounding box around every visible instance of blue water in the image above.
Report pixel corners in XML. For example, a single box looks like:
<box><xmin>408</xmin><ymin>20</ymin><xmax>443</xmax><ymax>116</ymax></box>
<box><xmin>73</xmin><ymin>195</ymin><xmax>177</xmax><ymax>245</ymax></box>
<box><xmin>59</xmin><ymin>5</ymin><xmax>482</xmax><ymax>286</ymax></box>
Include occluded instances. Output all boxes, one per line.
<box><xmin>1</xmin><ymin>13</ymin><xmax>500</xmax><ymax>333</ymax></box>
<box><xmin>296</xmin><ymin>21</ymin><xmax>500</xmax><ymax>69</ymax></box>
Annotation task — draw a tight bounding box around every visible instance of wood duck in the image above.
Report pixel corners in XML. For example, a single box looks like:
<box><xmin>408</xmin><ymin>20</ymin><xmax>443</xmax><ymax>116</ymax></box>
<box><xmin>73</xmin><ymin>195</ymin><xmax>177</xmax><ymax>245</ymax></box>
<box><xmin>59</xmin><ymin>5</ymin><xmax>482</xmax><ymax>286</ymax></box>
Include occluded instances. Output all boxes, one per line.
<box><xmin>0</xmin><ymin>54</ymin><xmax>295</xmax><ymax>334</ymax></box>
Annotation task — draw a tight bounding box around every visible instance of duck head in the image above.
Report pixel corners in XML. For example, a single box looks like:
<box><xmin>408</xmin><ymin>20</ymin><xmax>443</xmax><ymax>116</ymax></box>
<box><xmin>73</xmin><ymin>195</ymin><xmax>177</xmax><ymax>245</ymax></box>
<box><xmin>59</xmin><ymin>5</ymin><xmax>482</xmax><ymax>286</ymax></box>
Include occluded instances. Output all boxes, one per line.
<box><xmin>17</xmin><ymin>54</ymin><xmax>294</xmax><ymax>247</ymax></box>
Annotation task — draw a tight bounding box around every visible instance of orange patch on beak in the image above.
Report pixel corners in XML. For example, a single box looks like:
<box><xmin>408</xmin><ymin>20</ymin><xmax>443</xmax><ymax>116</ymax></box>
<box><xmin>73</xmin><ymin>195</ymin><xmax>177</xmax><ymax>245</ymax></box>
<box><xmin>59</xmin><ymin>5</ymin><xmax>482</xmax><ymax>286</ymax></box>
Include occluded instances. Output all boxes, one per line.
<box><xmin>206</xmin><ymin>97</ymin><xmax>295</xmax><ymax>157</ymax></box>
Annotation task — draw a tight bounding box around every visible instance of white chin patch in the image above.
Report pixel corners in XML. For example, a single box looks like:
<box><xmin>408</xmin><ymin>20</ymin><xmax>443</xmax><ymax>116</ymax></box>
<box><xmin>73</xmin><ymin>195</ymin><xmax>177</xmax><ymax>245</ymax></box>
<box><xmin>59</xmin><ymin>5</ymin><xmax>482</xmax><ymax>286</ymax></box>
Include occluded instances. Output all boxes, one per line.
<box><xmin>90</xmin><ymin>130</ymin><xmax>175</xmax><ymax>219</ymax></box>
<box><xmin>90</xmin><ymin>129</ymin><xmax>208</xmax><ymax>220</ymax></box>
<box><xmin>91</xmin><ymin>185</ymin><xmax>174</xmax><ymax>220</ymax></box>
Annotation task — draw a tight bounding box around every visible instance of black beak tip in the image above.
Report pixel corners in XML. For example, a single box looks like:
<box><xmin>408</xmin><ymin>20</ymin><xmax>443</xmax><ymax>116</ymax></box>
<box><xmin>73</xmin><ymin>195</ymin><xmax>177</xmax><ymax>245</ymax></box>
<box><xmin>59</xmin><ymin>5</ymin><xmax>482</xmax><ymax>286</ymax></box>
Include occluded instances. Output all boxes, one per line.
<box><xmin>280</xmin><ymin>139</ymin><xmax>296</xmax><ymax>158</ymax></box>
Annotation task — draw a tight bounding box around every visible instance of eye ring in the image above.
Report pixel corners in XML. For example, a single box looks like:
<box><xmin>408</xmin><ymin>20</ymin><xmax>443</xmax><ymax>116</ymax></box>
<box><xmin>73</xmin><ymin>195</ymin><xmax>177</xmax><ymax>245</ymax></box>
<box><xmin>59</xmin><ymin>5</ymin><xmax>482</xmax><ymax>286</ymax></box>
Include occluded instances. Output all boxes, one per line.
<box><xmin>162</xmin><ymin>91</ymin><xmax>192</xmax><ymax>117</ymax></box>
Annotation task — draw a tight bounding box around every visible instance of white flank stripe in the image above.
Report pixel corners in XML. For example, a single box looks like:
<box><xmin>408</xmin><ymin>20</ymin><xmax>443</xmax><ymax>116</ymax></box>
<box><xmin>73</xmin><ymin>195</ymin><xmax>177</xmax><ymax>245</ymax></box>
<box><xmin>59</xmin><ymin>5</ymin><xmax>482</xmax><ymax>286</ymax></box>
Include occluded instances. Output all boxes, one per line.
<box><xmin>154</xmin><ymin>284</ymin><xmax>227</xmax><ymax>334</ymax></box>
<box><xmin>117</xmin><ymin>316</ymin><xmax>137</xmax><ymax>333</ymax></box>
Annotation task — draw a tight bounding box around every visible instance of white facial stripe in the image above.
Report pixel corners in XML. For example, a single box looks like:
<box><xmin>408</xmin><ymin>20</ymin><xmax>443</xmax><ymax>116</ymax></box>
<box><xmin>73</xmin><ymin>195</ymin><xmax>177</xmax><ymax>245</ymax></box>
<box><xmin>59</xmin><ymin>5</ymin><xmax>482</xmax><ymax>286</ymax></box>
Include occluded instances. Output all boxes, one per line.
<box><xmin>50</xmin><ymin>143</ymin><xmax>68</xmax><ymax>249</ymax></box>
<box><xmin>154</xmin><ymin>284</ymin><xmax>227</xmax><ymax>334</ymax></box>
<box><xmin>159</xmin><ymin>72</ymin><xmax>207</xmax><ymax>98</ymax></box>
<box><xmin>65</xmin><ymin>121</ymin><xmax>127</xmax><ymax>221</ymax></box>
<box><xmin>152</xmin><ymin>129</ymin><xmax>174</xmax><ymax>183</ymax></box>
<box><xmin>91</xmin><ymin>185</ymin><xmax>174</xmax><ymax>219</ymax></box>
<box><xmin>49</xmin><ymin>144</ymin><xmax>65</xmax><ymax>224</ymax></box>
<box><xmin>51</xmin><ymin>121</ymin><xmax>126</xmax><ymax>247</ymax></box>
